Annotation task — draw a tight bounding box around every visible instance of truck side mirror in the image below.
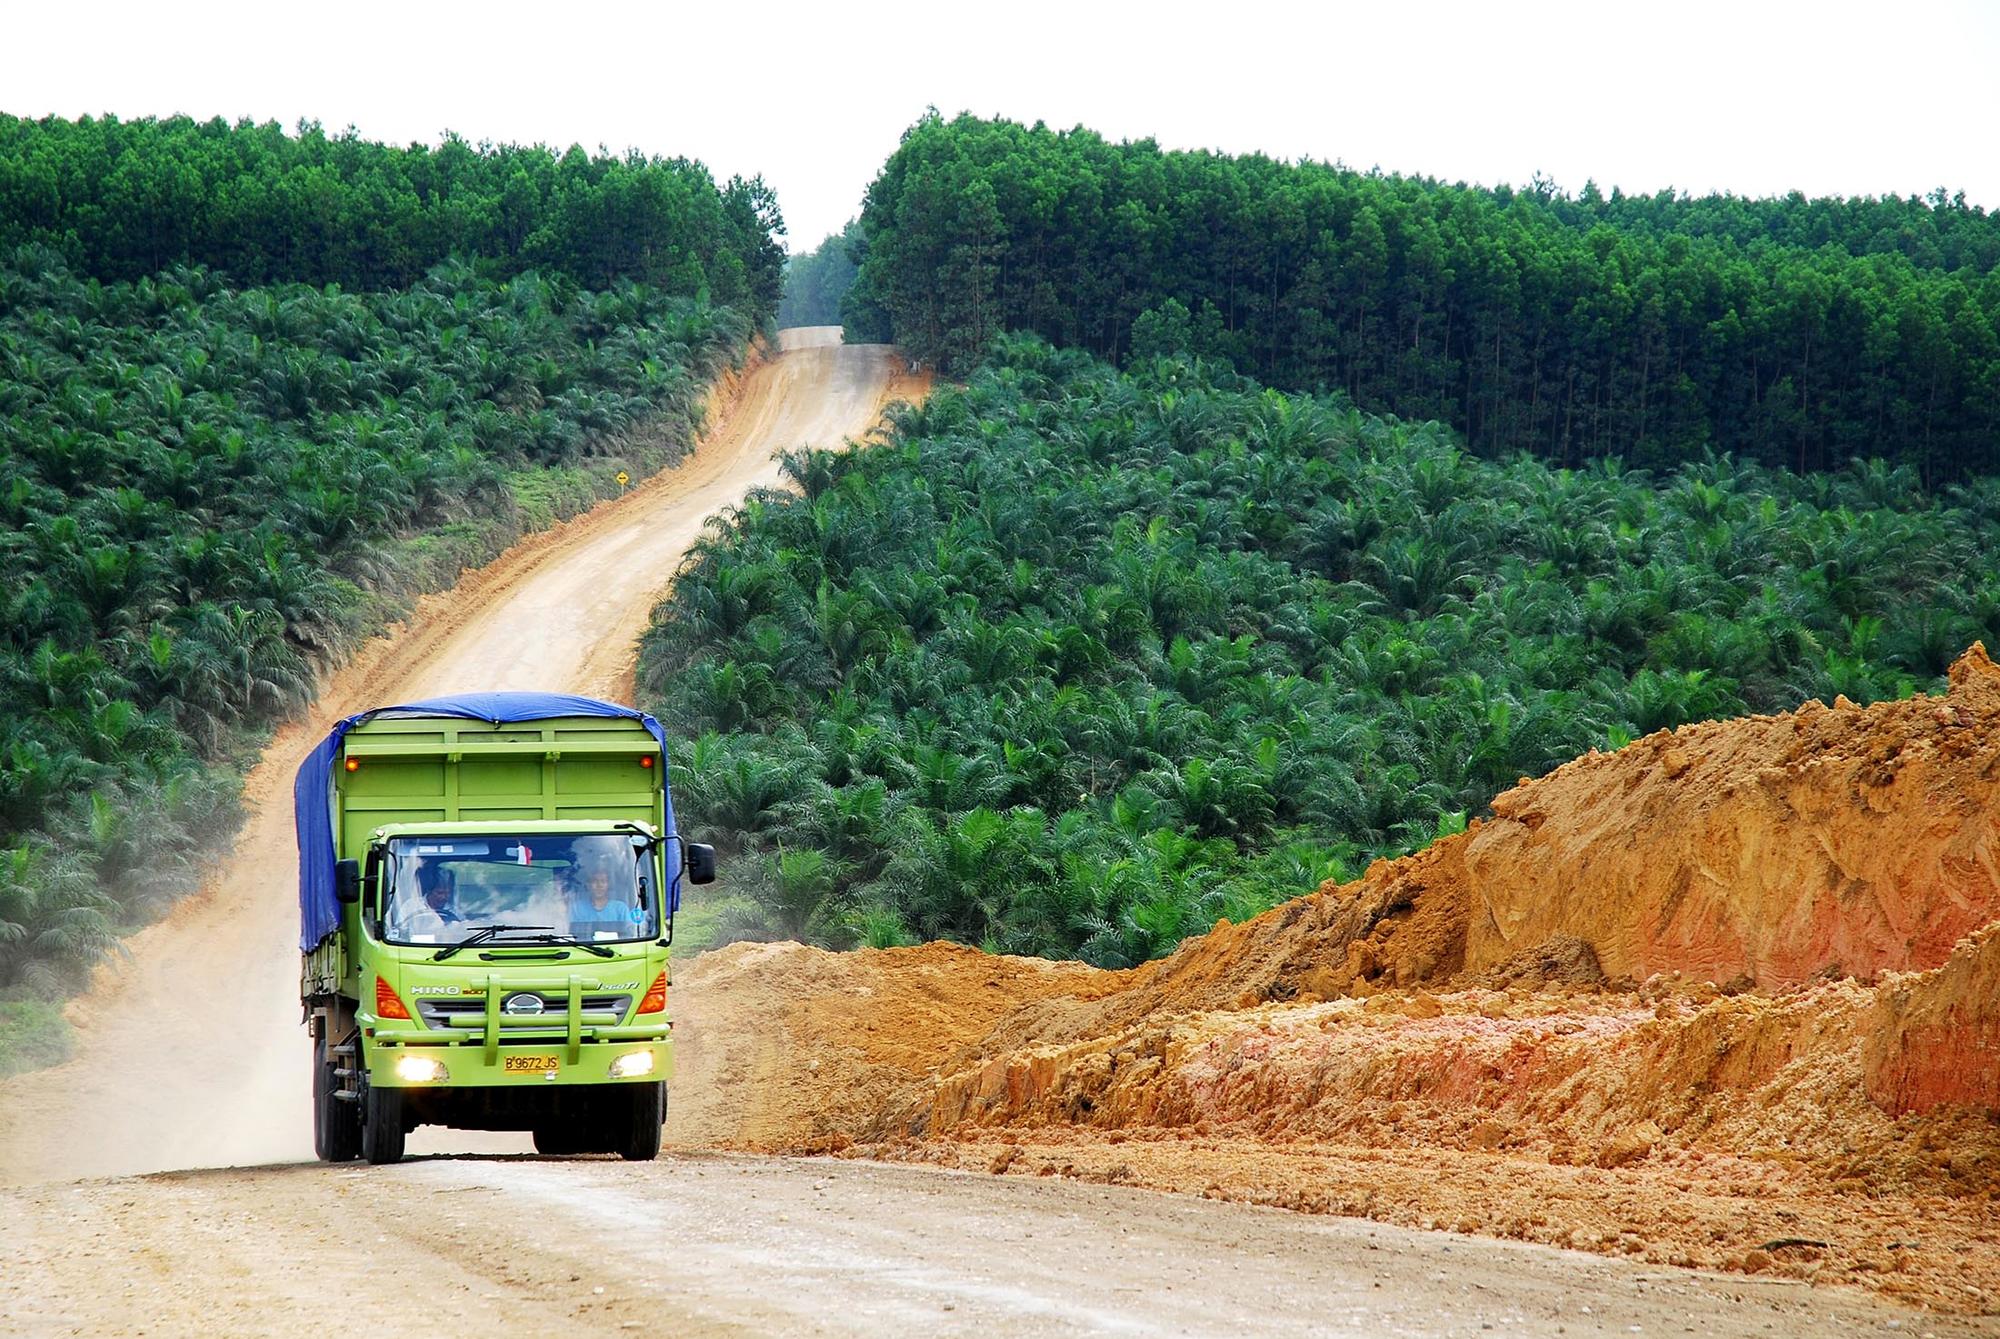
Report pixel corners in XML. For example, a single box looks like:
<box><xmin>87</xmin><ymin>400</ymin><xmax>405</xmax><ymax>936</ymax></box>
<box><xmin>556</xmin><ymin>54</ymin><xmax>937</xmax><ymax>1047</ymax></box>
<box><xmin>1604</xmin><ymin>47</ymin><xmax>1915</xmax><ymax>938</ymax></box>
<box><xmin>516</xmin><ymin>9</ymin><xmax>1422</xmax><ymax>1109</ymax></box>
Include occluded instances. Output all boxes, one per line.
<box><xmin>686</xmin><ymin>843</ymin><xmax>716</xmax><ymax>885</ymax></box>
<box><xmin>335</xmin><ymin>858</ymin><xmax>362</xmax><ymax>904</ymax></box>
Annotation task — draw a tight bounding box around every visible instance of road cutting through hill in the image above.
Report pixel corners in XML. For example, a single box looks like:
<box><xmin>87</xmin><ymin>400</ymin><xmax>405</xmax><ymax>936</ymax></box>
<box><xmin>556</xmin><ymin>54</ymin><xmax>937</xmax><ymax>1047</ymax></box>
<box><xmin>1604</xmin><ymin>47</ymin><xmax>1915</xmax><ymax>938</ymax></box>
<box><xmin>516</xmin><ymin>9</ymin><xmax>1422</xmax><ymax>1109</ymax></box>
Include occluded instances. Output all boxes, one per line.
<box><xmin>2</xmin><ymin>330</ymin><xmax>1989</xmax><ymax>1336</ymax></box>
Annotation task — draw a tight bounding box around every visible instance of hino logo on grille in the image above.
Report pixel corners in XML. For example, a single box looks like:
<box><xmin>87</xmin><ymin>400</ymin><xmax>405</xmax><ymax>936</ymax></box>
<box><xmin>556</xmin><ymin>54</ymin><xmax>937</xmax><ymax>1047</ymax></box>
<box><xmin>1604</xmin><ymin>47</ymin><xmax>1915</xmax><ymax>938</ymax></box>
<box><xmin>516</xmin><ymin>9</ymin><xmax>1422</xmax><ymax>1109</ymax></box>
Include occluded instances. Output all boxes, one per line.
<box><xmin>502</xmin><ymin>992</ymin><xmax>546</xmax><ymax>1015</ymax></box>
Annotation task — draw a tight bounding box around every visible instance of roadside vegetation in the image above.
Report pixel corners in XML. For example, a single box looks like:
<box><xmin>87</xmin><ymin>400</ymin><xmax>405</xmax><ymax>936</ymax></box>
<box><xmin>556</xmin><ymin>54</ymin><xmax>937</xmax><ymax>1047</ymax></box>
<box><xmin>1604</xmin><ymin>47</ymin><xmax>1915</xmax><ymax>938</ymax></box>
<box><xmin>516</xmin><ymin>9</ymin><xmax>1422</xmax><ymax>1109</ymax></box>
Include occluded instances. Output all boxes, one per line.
<box><xmin>844</xmin><ymin>112</ymin><xmax>2000</xmax><ymax>481</ymax></box>
<box><xmin>642</xmin><ymin>336</ymin><xmax>2000</xmax><ymax>964</ymax></box>
<box><xmin>0</xmin><ymin>117</ymin><xmax>783</xmax><ymax>1020</ymax></box>
<box><xmin>0</xmin><ymin>999</ymin><xmax>71</xmax><ymax>1077</ymax></box>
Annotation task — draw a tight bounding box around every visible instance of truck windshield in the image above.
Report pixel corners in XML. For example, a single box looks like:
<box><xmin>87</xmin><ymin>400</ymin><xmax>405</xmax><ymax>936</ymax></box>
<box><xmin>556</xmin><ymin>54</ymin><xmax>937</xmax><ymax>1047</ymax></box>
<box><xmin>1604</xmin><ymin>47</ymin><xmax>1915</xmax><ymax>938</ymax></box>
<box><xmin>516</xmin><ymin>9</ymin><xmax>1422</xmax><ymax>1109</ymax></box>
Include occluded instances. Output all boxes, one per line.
<box><xmin>381</xmin><ymin>834</ymin><xmax>658</xmax><ymax>947</ymax></box>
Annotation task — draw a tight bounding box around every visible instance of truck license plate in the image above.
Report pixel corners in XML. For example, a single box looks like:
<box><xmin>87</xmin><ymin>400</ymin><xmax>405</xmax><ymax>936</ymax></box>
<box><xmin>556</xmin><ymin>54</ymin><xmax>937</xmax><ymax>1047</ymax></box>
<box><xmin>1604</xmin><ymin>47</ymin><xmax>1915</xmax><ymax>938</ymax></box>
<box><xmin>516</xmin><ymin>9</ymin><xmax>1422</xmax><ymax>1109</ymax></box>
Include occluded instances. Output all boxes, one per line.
<box><xmin>504</xmin><ymin>1055</ymin><xmax>559</xmax><ymax>1074</ymax></box>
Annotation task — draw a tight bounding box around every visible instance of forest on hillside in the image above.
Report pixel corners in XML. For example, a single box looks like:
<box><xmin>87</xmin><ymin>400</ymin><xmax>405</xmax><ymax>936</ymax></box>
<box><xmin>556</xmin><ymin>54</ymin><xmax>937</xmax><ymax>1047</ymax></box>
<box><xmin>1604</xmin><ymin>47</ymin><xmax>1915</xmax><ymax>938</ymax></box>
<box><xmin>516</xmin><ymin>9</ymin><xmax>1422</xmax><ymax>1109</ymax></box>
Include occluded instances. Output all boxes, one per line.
<box><xmin>0</xmin><ymin>114</ymin><xmax>786</xmax><ymax>305</ymax></box>
<box><xmin>843</xmin><ymin>114</ymin><xmax>2000</xmax><ymax>481</ymax></box>
<box><xmin>640</xmin><ymin>337</ymin><xmax>2000</xmax><ymax>963</ymax></box>
<box><xmin>0</xmin><ymin>118</ymin><xmax>782</xmax><ymax>1020</ymax></box>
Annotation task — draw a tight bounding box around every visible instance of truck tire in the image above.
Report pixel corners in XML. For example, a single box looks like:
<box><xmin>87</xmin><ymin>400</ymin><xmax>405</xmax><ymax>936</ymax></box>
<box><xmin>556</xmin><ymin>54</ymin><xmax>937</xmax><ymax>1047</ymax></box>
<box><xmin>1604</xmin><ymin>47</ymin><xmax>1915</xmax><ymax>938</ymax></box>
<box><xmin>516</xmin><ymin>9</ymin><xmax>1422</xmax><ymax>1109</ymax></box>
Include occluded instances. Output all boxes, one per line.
<box><xmin>361</xmin><ymin>1081</ymin><xmax>406</xmax><ymax>1165</ymax></box>
<box><xmin>617</xmin><ymin>1082</ymin><xmax>665</xmax><ymax>1161</ymax></box>
<box><xmin>312</xmin><ymin>1035</ymin><xmax>360</xmax><ymax>1163</ymax></box>
<box><xmin>532</xmin><ymin>1125</ymin><xmax>587</xmax><ymax>1156</ymax></box>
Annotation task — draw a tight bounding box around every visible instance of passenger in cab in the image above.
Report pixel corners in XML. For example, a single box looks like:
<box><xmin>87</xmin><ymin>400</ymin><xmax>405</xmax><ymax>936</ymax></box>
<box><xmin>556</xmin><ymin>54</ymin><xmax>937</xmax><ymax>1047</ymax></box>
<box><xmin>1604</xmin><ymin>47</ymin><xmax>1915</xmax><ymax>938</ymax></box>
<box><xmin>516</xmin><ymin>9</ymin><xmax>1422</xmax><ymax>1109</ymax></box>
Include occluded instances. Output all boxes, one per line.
<box><xmin>566</xmin><ymin>863</ymin><xmax>633</xmax><ymax>939</ymax></box>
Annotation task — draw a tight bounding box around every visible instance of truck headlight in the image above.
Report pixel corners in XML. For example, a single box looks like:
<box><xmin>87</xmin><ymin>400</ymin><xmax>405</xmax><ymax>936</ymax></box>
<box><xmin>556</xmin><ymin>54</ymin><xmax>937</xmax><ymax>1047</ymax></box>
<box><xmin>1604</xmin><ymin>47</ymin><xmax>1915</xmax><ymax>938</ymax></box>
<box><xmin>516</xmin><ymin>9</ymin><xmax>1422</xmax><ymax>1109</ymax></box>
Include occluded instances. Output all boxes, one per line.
<box><xmin>395</xmin><ymin>1054</ymin><xmax>449</xmax><ymax>1083</ymax></box>
<box><xmin>608</xmin><ymin>1050</ymin><xmax>655</xmax><ymax>1079</ymax></box>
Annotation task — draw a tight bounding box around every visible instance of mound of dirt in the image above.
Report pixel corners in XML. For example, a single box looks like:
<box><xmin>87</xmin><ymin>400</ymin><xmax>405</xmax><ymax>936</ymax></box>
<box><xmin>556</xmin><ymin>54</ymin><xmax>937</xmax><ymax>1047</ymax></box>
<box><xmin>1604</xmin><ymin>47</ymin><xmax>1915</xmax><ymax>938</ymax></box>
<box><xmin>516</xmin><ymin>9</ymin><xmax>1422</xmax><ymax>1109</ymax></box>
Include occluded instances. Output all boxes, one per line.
<box><xmin>669</xmin><ymin>647</ymin><xmax>2000</xmax><ymax>1313</ymax></box>
<box><xmin>1866</xmin><ymin>919</ymin><xmax>2000</xmax><ymax>1114</ymax></box>
<box><xmin>914</xmin><ymin>960</ymin><xmax>2000</xmax><ymax>1188</ymax></box>
<box><xmin>1464</xmin><ymin>641</ymin><xmax>2000</xmax><ymax>988</ymax></box>
<box><xmin>1462</xmin><ymin>933</ymin><xmax>1607</xmax><ymax>990</ymax></box>
<box><xmin>665</xmin><ymin>940</ymin><xmax>1118</xmax><ymax>1148</ymax></box>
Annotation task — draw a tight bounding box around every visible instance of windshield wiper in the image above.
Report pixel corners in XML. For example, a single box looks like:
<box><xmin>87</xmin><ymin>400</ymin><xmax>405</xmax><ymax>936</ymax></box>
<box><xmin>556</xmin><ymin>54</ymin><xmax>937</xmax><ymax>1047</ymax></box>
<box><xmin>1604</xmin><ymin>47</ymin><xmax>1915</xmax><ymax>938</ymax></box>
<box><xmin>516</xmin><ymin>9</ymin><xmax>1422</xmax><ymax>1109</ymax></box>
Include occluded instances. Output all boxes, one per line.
<box><xmin>500</xmin><ymin>932</ymin><xmax>617</xmax><ymax>959</ymax></box>
<box><xmin>432</xmin><ymin>924</ymin><xmax>552</xmax><ymax>961</ymax></box>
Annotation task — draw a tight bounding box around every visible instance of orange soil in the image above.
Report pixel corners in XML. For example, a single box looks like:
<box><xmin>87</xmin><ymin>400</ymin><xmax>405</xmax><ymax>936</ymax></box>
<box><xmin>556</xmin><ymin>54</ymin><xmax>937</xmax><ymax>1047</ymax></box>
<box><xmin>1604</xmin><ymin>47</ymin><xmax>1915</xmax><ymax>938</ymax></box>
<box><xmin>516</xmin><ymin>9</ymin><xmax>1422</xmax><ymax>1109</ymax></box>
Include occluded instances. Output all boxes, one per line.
<box><xmin>669</xmin><ymin>647</ymin><xmax>2000</xmax><ymax>1315</ymax></box>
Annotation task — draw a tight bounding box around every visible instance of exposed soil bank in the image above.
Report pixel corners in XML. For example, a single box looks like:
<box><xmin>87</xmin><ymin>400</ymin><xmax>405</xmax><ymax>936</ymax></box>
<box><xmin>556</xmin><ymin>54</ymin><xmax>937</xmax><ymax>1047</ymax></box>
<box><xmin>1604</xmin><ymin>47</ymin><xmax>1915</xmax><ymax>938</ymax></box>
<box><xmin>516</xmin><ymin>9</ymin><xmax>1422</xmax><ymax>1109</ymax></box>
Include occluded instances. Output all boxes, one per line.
<box><xmin>668</xmin><ymin>647</ymin><xmax>2000</xmax><ymax>1316</ymax></box>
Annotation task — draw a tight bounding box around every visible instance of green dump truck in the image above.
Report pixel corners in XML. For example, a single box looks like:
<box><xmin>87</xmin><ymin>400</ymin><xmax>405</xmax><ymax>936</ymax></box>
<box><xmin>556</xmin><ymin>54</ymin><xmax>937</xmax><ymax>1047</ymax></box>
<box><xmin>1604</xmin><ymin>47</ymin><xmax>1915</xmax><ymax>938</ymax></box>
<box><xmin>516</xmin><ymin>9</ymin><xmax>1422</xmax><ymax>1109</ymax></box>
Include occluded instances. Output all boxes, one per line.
<box><xmin>294</xmin><ymin>692</ymin><xmax>714</xmax><ymax>1164</ymax></box>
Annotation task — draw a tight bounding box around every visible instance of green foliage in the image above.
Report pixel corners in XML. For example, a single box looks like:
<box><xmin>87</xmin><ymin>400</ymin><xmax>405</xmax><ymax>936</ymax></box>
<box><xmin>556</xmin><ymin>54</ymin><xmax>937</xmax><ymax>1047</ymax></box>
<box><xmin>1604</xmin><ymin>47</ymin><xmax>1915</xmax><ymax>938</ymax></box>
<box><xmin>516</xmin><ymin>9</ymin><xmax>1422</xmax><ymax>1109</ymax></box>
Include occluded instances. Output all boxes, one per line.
<box><xmin>778</xmin><ymin>222</ymin><xmax>861</xmax><ymax>328</ymax></box>
<box><xmin>641</xmin><ymin>339</ymin><xmax>1999</xmax><ymax>965</ymax></box>
<box><xmin>0</xmin><ymin>998</ymin><xmax>73</xmax><ymax>1077</ymax></box>
<box><xmin>0</xmin><ymin>249</ymin><xmax>754</xmax><ymax>993</ymax></box>
<box><xmin>0</xmin><ymin>114</ymin><xmax>785</xmax><ymax>316</ymax></box>
<box><xmin>662</xmin><ymin>889</ymin><xmax>765</xmax><ymax>958</ymax></box>
<box><xmin>850</xmin><ymin>113</ymin><xmax>2000</xmax><ymax>481</ymax></box>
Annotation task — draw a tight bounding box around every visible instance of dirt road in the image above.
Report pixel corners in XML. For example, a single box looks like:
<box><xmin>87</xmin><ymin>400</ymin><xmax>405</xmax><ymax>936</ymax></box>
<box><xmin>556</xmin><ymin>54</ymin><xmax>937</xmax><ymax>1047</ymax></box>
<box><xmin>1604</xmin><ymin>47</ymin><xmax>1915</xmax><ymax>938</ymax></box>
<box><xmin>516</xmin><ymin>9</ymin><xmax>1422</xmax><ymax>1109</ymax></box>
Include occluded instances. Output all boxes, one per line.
<box><xmin>0</xmin><ymin>330</ymin><xmax>1976</xmax><ymax>1337</ymax></box>
<box><xmin>7</xmin><ymin>1154</ymin><xmax>1980</xmax><ymax>1339</ymax></box>
<box><xmin>0</xmin><ymin>327</ymin><xmax>917</xmax><ymax>1182</ymax></box>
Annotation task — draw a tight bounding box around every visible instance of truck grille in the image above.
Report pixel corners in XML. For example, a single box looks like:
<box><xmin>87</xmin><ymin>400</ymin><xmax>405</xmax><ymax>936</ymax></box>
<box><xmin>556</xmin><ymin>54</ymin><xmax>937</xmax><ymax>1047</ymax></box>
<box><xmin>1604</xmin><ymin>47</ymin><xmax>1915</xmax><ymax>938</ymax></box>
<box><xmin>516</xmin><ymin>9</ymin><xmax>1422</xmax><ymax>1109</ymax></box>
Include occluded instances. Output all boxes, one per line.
<box><xmin>416</xmin><ymin>993</ymin><xmax>632</xmax><ymax>1029</ymax></box>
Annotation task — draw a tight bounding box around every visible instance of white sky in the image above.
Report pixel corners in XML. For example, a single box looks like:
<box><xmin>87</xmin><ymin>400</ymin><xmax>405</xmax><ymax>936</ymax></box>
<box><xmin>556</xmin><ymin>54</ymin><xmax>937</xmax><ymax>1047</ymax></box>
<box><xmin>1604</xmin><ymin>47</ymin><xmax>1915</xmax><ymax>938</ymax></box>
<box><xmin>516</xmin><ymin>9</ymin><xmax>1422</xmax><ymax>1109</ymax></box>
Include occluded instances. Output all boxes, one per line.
<box><xmin>7</xmin><ymin>0</ymin><xmax>1997</xmax><ymax>253</ymax></box>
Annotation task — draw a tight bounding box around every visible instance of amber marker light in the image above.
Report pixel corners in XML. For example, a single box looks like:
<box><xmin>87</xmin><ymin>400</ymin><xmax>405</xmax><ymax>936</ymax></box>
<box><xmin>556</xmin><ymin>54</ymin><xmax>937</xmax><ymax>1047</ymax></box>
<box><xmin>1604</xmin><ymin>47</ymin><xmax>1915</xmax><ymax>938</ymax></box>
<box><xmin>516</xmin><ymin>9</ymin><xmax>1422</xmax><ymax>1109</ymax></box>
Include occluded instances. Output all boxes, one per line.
<box><xmin>638</xmin><ymin>755</ymin><xmax>655</xmax><ymax>769</ymax></box>
<box><xmin>636</xmin><ymin>971</ymin><xmax>668</xmax><ymax>1014</ymax></box>
<box><xmin>375</xmin><ymin>975</ymin><xmax>411</xmax><ymax>1020</ymax></box>
<box><xmin>344</xmin><ymin>758</ymin><xmax>360</xmax><ymax>772</ymax></box>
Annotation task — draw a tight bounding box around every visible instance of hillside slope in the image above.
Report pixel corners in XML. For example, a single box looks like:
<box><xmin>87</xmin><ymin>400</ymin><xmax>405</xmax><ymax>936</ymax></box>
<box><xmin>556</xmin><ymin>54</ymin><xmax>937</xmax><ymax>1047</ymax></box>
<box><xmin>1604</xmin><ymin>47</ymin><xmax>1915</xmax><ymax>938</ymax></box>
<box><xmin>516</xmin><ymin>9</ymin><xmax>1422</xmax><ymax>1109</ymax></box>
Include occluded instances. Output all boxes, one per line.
<box><xmin>669</xmin><ymin>646</ymin><xmax>2000</xmax><ymax>1313</ymax></box>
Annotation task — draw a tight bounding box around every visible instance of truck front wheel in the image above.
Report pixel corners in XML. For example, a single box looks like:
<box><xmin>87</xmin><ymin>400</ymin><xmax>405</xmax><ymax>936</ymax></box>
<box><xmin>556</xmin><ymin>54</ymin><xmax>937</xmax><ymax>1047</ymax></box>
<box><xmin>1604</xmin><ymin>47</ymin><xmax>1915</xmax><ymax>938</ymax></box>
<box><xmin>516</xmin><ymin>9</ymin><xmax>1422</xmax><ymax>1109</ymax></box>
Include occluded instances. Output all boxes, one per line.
<box><xmin>312</xmin><ymin>1035</ymin><xmax>360</xmax><ymax>1163</ymax></box>
<box><xmin>617</xmin><ymin>1082</ymin><xmax>665</xmax><ymax>1161</ymax></box>
<box><xmin>361</xmin><ymin>1081</ymin><xmax>406</xmax><ymax>1165</ymax></box>
<box><xmin>532</xmin><ymin>1125</ymin><xmax>587</xmax><ymax>1156</ymax></box>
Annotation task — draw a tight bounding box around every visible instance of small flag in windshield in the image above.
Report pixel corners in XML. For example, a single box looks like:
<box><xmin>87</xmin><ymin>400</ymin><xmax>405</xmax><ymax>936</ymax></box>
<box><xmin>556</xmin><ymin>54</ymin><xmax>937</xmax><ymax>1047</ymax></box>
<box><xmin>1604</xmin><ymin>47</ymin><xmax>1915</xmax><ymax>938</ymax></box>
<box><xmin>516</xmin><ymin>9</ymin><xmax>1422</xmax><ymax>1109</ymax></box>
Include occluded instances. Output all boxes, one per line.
<box><xmin>517</xmin><ymin>844</ymin><xmax>533</xmax><ymax>866</ymax></box>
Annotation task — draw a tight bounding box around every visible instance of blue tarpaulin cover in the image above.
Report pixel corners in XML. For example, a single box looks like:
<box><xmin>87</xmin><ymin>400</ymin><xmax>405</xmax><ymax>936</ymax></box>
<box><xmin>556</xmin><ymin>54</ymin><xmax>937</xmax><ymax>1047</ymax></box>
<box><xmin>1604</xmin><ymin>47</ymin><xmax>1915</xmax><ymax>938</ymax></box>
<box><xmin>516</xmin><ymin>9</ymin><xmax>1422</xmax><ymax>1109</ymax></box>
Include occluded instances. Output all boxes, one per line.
<box><xmin>294</xmin><ymin>692</ymin><xmax>677</xmax><ymax>950</ymax></box>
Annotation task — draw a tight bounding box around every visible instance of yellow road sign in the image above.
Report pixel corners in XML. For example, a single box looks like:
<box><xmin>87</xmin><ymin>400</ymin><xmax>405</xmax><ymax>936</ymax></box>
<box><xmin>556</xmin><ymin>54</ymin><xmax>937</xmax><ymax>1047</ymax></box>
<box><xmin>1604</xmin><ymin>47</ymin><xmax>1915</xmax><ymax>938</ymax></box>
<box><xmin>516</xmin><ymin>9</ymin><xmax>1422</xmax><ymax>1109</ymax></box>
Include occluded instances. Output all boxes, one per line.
<box><xmin>615</xmin><ymin>470</ymin><xmax>630</xmax><ymax>490</ymax></box>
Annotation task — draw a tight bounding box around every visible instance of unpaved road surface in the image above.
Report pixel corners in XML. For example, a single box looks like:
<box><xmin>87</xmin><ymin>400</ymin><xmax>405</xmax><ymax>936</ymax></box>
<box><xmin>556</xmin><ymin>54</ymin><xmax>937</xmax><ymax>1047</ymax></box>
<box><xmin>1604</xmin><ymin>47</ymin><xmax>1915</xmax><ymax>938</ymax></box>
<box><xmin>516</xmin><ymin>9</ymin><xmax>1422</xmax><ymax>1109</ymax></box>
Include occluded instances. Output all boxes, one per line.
<box><xmin>0</xmin><ymin>329</ymin><xmax>1974</xmax><ymax>1337</ymax></box>
<box><xmin>0</xmin><ymin>327</ymin><xmax>916</xmax><ymax>1182</ymax></box>
<box><xmin>7</xmin><ymin>1155</ymin><xmax>1981</xmax><ymax>1339</ymax></box>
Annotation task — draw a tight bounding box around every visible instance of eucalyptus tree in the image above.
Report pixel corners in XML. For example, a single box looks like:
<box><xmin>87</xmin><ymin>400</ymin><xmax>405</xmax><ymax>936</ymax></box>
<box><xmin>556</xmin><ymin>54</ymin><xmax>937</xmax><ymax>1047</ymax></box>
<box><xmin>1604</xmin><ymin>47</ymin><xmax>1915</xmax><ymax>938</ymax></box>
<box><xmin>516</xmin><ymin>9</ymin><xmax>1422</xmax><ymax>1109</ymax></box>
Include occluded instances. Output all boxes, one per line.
<box><xmin>849</xmin><ymin>112</ymin><xmax>2000</xmax><ymax>481</ymax></box>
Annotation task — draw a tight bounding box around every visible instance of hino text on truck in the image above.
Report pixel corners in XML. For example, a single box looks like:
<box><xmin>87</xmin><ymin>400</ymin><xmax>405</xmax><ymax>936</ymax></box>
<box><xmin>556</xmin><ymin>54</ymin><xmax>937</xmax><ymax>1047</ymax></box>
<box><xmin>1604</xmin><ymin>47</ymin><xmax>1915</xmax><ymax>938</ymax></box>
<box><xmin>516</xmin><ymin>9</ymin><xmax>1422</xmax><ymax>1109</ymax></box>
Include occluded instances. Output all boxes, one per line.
<box><xmin>294</xmin><ymin>692</ymin><xmax>715</xmax><ymax>1164</ymax></box>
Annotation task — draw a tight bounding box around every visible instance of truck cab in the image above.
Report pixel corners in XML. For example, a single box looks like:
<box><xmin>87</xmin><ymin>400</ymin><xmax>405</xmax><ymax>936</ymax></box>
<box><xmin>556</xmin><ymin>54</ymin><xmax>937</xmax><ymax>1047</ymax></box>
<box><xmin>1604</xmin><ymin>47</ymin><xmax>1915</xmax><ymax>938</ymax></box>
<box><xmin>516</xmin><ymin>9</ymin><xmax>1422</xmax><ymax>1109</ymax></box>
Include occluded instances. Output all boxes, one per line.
<box><xmin>296</xmin><ymin>694</ymin><xmax>714</xmax><ymax>1164</ymax></box>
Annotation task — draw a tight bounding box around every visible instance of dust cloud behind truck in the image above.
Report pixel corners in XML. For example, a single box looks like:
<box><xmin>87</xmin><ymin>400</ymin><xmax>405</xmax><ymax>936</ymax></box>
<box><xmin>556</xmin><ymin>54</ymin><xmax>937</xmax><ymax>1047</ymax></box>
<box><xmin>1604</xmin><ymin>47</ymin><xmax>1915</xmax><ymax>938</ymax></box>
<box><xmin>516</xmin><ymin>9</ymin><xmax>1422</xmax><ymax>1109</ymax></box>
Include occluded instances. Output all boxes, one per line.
<box><xmin>294</xmin><ymin>692</ymin><xmax>715</xmax><ymax>1164</ymax></box>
